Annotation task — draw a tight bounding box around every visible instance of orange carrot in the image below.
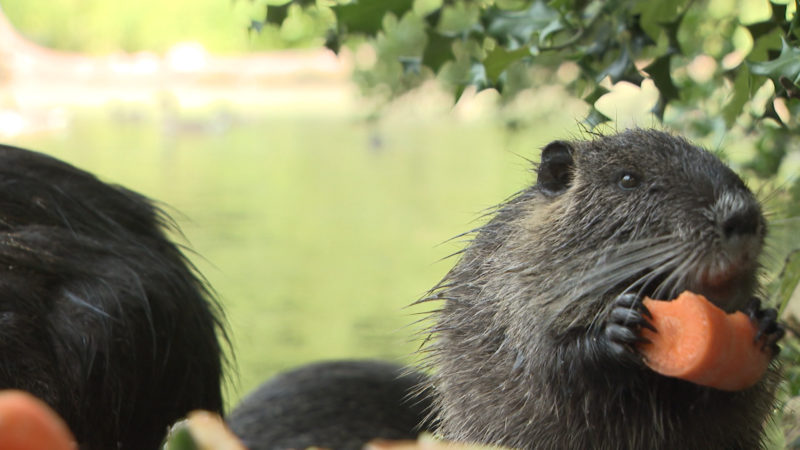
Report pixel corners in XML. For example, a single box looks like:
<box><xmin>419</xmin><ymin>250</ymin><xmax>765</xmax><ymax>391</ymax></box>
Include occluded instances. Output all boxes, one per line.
<box><xmin>639</xmin><ymin>291</ymin><xmax>771</xmax><ymax>391</ymax></box>
<box><xmin>0</xmin><ymin>390</ymin><xmax>76</xmax><ymax>450</ymax></box>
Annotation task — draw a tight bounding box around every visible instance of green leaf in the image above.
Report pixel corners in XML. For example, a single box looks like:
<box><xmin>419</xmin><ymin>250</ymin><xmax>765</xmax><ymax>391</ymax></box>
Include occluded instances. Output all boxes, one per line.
<box><xmin>437</xmin><ymin>2</ymin><xmax>482</xmax><ymax>35</ymax></box>
<box><xmin>249</xmin><ymin>20</ymin><xmax>265</xmax><ymax>33</ymax></box>
<box><xmin>496</xmin><ymin>0</ymin><xmax>530</xmax><ymax>10</ymax></box>
<box><xmin>775</xmin><ymin>250</ymin><xmax>800</xmax><ymax>313</ymax></box>
<box><xmin>660</xmin><ymin>7</ymin><xmax>686</xmax><ymax>55</ymax></box>
<box><xmin>422</xmin><ymin>30</ymin><xmax>456</xmax><ymax>72</ymax></box>
<box><xmin>749</xmin><ymin>38</ymin><xmax>800</xmax><ymax>86</ymax></box>
<box><xmin>583</xmin><ymin>85</ymin><xmax>610</xmax><ymax>105</ymax></box>
<box><xmin>634</xmin><ymin>0</ymin><xmax>686</xmax><ymax>42</ymax></box>
<box><xmin>583</xmin><ymin>107</ymin><xmax>611</xmax><ymax>129</ymax></box>
<box><xmin>333</xmin><ymin>0</ymin><xmax>416</xmax><ymax>35</ymax></box>
<box><xmin>399</xmin><ymin>56</ymin><xmax>423</xmax><ymax>75</ymax></box>
<box><xmin>264</xmin><ymin>0</ymin><xmax>316</xmax><ymax>26</ymax></box>
<box><xmin>598</xmin><ymin>46</ymin><xmax>642</xmax><ymax>84</ymax></box>
<box><xmin>467</xmin><ymin>61</ymin><xmax>490</xmax><ymax>91</ymax></box>
<box><xmin>722</xmin><ymin>68</ymin><xmax>750</xmax><ymax>127</ymax></box>
<box><xmin>483</xmin><ymin>0</ymin><xmax>561</xmax><ymax>49</ymax></box>
<box><xmin>161</xmin><ymin>422</ymin><xmax>198</xmax><ymax>450</ymax></box>
<box><xmin>484</xmin><ymin>46</ymin><xmax>530</xmax><ymax>82</ymax></box>
<box><xmin>643</xmin><ymin>54</ymin><xmax>679</xmax><ymax>103</ymax></box>
<box><xmin>747</xmin><ymin>20</ymin><xmax>779</xmax><ymax>41</ymax></box>
<box><xmin>266</xmin><ymin>4</ymin><xmax>290</xmax><ymax>25</ymax></box>
<box><xmin>580</xmin><ymin>84</ymin><xmax>611</xmax><ymax>128</ymax></box>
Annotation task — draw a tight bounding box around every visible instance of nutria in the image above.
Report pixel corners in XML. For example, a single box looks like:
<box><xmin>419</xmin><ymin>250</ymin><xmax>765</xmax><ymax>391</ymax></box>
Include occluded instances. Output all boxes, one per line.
<box><xmin>227</xmin><ymin>360</ymin><xmax>433</xmax><ymax>449</ymax></box>
<box><xmin>417</xmin><ymin>129</ymin><xmax>784</xmax><ymax>449</ymax></box>
<box><xmin>0</xmin><ymin>144</ymin><xmax>227</xmax><ymax>449</ymax></box>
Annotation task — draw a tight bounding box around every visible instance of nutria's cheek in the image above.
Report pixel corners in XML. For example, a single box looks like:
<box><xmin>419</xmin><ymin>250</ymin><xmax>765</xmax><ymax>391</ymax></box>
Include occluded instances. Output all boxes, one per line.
<box><xmin>520</xmin><ymin>199</ymin><xmax>566</xmax><ymax>231</ymax></box>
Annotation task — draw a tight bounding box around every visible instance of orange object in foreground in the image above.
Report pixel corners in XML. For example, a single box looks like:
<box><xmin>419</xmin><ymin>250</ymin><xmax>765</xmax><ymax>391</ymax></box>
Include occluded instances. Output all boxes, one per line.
<box><xmin>0</xmin><ymin>390</ymin><xmax>76</xmax><ymax>450</ymax></box>
<box><xmin>639</xmin><ymin>291</ymin><xmax>771</xmax><ymax>391</ymax></box>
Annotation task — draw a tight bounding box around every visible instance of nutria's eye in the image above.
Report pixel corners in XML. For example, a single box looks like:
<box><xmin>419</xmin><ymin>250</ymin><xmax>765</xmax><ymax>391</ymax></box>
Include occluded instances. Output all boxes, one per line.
<box><xmin>618</xmin><ymin>172</ymin><xmax>640</xmax><ymax>190</ymax></box>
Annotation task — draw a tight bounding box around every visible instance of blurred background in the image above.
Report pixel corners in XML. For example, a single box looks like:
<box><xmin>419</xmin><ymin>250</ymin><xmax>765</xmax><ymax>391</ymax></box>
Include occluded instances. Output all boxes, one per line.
<box><xmin>1</xmin><ymin>0</ymin><xmax>796</xmax><ymax>416</ymax></box>
<box><xmin>0</xmin><ymin>0</ymin><xmax>587</xmax><ymax>406</ymax></box>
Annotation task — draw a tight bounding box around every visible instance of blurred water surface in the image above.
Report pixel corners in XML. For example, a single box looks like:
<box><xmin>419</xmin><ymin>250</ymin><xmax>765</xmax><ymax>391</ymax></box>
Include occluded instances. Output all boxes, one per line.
<box><xmin>4</xmin><ymin>104</ymin><xmax>579</xmax><ymax>404</ymax></box>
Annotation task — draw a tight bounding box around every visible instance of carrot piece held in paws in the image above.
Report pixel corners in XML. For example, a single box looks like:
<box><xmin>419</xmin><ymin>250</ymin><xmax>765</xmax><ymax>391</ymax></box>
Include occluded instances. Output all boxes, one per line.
<box><xmin>638</xmin><ymin>291</ymin><xmax>771</xmax><ymax>391</ymax></box>
<box><xmin>0</xmin><ymin>390</ymin><xmax>76</xmax><ymax>450</ymax></box>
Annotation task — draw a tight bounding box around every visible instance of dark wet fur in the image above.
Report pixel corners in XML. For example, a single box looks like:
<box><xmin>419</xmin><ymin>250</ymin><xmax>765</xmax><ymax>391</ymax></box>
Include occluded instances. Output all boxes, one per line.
<box><xmin>227</xmin><ymin>360</ymin><xmax>433</xmax><ymax>450</ymax></box>
<box><xmin>417</xmin><ymin>129</ymin><xmax>782</xmax><ymax>449</ymax></box>
<box><xmin>0</xmin><ymin>144</ymin><xmax>227</xmax><ymax>449</ymax></box>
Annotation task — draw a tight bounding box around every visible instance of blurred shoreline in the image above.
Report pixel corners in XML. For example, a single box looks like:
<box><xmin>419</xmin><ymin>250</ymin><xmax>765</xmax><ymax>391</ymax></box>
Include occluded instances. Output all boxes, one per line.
<box><xmin>0</xmin><ymin>9</ymin><xmax>356</xmax><ymax>137</ymax></box>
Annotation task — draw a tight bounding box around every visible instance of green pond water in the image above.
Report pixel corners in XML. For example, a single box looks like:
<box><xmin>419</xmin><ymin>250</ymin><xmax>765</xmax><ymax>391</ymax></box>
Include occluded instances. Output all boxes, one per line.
<box><xmin>4</xmin><ymin>106</ymin><xmax>574</xmax><ymax>406</ymax></box>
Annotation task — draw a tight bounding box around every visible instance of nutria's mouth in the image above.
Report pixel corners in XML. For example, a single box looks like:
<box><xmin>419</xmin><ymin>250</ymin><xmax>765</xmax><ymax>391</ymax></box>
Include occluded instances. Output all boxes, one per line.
<box><xmin>636</xmin><ymin>265</ymin><xmax>753</xmax><ymax>313</ymax></box>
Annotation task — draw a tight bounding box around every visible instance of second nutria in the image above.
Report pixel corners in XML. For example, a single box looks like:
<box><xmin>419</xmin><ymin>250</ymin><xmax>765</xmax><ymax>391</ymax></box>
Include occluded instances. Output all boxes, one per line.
<box><xmin>227</xmin><ymin>360</ymin><xmax>433</xmax><ymax>449</ymax></box>
<box><xmin>0</xmin><ymin>144</ymin><xmax>228</xmax><ymax>449</ymax></box>
<box><xmin>418</xmin><ymin>129</ymin><xmax>784</xmax><ymax>449</ymax></box>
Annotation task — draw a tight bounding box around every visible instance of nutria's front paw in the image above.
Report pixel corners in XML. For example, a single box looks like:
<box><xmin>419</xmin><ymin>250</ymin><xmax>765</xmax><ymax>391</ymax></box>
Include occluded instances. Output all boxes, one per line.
<box><xmin>603</xmin><ymin>293</ymin><xmax>655</xmax><ymax>362</ymax></box>
<box><xmin>744</xmin><ymin>298</ymin><xmax>784</xmax><ymax>357</ymax></box>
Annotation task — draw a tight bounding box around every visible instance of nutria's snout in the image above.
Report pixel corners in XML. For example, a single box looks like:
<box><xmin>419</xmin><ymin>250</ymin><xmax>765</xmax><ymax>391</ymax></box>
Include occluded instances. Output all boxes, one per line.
<box><xmin>689</xmin><ymin>187</ymin><xmax>765</xmax><ymax>311</ymax></box>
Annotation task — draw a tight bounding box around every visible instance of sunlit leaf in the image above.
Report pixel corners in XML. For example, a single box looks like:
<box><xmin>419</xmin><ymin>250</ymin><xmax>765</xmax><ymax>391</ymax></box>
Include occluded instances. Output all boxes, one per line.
<box><xmin>266</xmin><ymin>4</ymin><xmax>290</xmax><ymax>25</ymax></box>
<box><xmin>634</xmin><ymin>0</ymin><xmax>686</xmax><ymax>41</ymax></box>
<box><xmin>333</xmin><ymin>0</ymin><xmax>416</xmax><ymax>35</ymax></box>
<box><xmin>264</xmin><ymin>0</ymin><xmax>316</xmax><ymax>25</ymax></box>
<box><xmin>467</xmin><ymin>61</ymin><xmax>490</xmax><ymax>91</ymax></box>
<box><xmin>162</xmin><ymin>422</ymin><xmax>199</xmax><ymax>450</ymax></box>
<box><xmin>644</xmin><ymin>54</ymin><xmax>679</xmax><ymax>103</ymax></box>
<box><xmin>423</xmin><ymin>30</ymin><xmax>456</xmax><ymax>72</ymax></box>
<box><xmin>722</xmin><ymin>69</ymin><xmax>751</xmax><ymax>127</ymax></box>
<box><xmin>438</xmin><ymin>2</ymin><xmax>482</xmax><ymax>35</ymax></box>
<box><xmin>583</xmin><ymin>85</ymin><xmax>610</xmax><ymax>105</ymax></box>
<box><xmin>583</xmin><ymin>107</ymin><xmax>611</xmax><ymax>129</ymax></box>
<box><xmin>750</xmin><ymin>38</ymin><xmax>800</xmax><ymax>86</ymax></box>
<box><xmin>483</xmin><ymin>1</ymin><xmax>561</xmax><ymax>49</ymax></box>
<box><xmin>484</xmin><ymin>46</ymin><xmax>530</xmax><ymax>82</ymax></box>
<box><xmin>597</xmin><ymin>46</ymin><xmax>642</xmax><ymax>84</ymax></box>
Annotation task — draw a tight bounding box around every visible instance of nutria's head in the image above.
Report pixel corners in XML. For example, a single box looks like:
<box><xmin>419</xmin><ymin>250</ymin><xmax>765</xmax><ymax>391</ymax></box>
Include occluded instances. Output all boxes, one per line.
<box><xmin>539</xmin><ymin>129</ymin><xmax>764</xmax><ymax>308</ymax></box>
<box><xmin>430</xmin><ymin>129</ymin><xmax>764</xmax><ymax>325</ymax></box>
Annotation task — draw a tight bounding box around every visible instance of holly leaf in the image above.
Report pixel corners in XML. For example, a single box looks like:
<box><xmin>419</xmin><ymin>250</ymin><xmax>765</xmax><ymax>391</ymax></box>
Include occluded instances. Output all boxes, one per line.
<box><xmin>484</xmin><ymin>46</ymin><xmax>531</xmax><ymax>83</ymax></box>
<box><xmin>598</xmin><ymin>45</ymin><xmax>642</xmax><ymax>84</ymax></box>
<box><xmin>266</xmin><ymin>4</ymin><xmax>290</xmax><ymax>25</ymax></box>
<box><xmin>333</xmin><ymin>0</ymin><xmax>415</xmax><ymax>35</ymax></box>
<box><xmin>249</xmin><ymin>20</ymin><xmax>265</xmax><ymax>33</ymax></box>
<box><xmin>634</xmin><ymin>0</ymin><xmax>685</xmax><ymax>41</ymax></box>
<box><xmin>583</xmin><ymin>107</ymin><xmax>611</xmax><ymax>129</ymax></box>
<box><xmin>643</xmin><ymin>54</ymin><xmax>679</xmax><ymax>104</ymax></box>
<box><xmin>749</xmin><ymin>38</ymin><xmax>800</xmax><ymax>87</ymax></box>
<box><xmin>583</xmin><ymin>85</ymin><xmax>610</xmax><ymax>105</ymax></box>
<box><xmin>483</xmin><ymin>0</ymin><xmax>561</xmax><ymax>49</ymax></box>
<box><xmin>661</xmin><ymin>7</ymin><xmax>686</xmax><ymax>54</ymax></box>
<box><xmin>423</xmin><ymin>31</ymin><xmax>456</xmax><ymax>73</ymax></box>
<box><xmin>467</xmin><ymin>61</ymin><xmax>491</xmax><ymax>92</ymax></box>
<box><xmin>722</xmin><ymin>68</ymin><xmax>750</xmax><ymax>127</ymax></box>
<box><xmin>264</xmin><ymin>0</ymin><xmax>316</xmax><ymax>26</ymax></box>
<box><xmin>747</xmin><ymin>20</ymin><xmax>779</xmax><ymax>41</ymax></box>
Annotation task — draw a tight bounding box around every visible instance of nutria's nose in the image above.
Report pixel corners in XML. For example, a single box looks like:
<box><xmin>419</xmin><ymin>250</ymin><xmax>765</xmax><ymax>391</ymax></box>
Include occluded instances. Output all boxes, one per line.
<box><xmin>713</xmin><ymin>189</ymin><xmax>763</xmax><ymax>241</ymax></box>
<box><xmin>722</xmin><ymin>207</ymin><xmax>761</xmax><ymax>239</ymax></box>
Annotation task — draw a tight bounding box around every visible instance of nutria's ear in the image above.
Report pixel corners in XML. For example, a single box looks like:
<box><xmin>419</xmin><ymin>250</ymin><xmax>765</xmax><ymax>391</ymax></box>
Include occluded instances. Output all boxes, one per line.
<box><xmin>537</xmin><ymin>140</ymin><xmax>574</xmax><ymax>195</ymax></box>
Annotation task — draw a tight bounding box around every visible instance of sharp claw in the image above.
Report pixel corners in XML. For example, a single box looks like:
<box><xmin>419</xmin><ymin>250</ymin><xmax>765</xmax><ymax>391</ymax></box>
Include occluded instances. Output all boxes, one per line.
<box><xmin>745</xmin><ymin>297</ymin><xmax>761</xmax><ymax>316</ymax></box>
<box><xmin>639</xmin><ymin>304</ymin><xmax>653</xmax><ymax>320</ymax></box>
<box><xmin>639</xmin><ymin>319</ymin><xmax>657</xmax><ymax>333</ymax></box>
